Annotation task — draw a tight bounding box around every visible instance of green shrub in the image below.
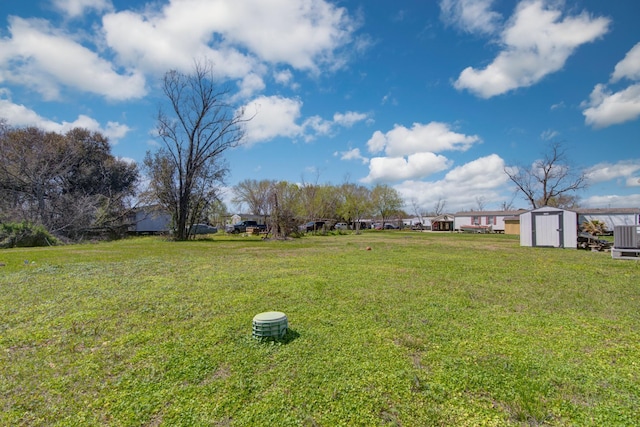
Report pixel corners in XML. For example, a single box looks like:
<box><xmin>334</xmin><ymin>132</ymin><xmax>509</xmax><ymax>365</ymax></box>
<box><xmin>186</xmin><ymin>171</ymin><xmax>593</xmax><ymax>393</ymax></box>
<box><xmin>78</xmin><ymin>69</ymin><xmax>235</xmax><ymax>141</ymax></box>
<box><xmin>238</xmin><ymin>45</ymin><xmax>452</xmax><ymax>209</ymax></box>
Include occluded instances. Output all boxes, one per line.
<box><xmin>0</xmin><ymin>222</ymin><xmax>57</xmax><ymax>248</ymax></box>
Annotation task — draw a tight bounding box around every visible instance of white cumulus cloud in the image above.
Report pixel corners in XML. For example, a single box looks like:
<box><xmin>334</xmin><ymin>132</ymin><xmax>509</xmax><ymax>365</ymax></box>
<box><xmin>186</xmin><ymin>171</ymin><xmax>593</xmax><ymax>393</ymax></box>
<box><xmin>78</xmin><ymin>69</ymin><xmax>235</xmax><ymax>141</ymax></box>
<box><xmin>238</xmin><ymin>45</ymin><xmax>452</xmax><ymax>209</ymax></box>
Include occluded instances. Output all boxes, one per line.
<box><xmin>583</xmin><ymin>84</ymin><xmax>640</xmax><ymax>128</ymax></box>
<box><xmin>585</xmin><ymin>160</ymin><xmax>640</xmax><ymax>184</ymax></box>
<box><xmin>362</xmin><ymin>152</ymin><xmax>452</xmax><ymax>183</ymax></box>
<box><xmin>337</xmin><ymin>148</ymin><xmax>369</xmax><ymax>164</ymax></box>
<box><xmin>235</xmin><ymin>73</ymin><xmax>266</xmax><ymax>100</ymax></box>
<box><xmin>582</xmin><ymin>193</ymin><xmax>640</xmax><ymax>208</ymax></box>
<box><xmin>440</xmin><ymin>0</ymin><xmax>502</xmax><ymax>35</ymax></box>
<box><xmin>393</xmin><ymin>154</ymin><xmax>510</xmax><ymax>212</ymax></box>
<box><xmin>333</xmin><ymin>111</ymin><xmax>369</xmax><ymax>127</ymax></box>
<box><xmin>240</xmin><ymin>95</ymin><xmax>370</xmax><ymax>145</ymax></box>
<box><xmin>611</xmin><ymin>42</ymin><xmax>640</xmax><ymax>83</ymax></box>
<box><xmin>1</xmin><ymin>0</ymin><xmax>358</xmax><ymax>106</ymax></box>
<box><xmin>52</xmin><ymin>0</ymin><xmax>113</xmax><ymax>17</ymax></box>
<box><xmin>0</xmin><ymin>16</ymin><xmax>146</xmax><ymax>101</ymax></box>
<box><xmin>443</xmin><ymin>153</ymin><xmax>507</xmax><ymax>189</ymax></box>
<box><xmin>0</xmin><ymin>98</ymin><xmax>130</xmax><ymax>142</ymax></box>
<box><xmin>359</xmin><ymin>121</ymin><xmax>482</xmax><ymax>184</ymax></box>
<box><xmin>240</xmin><ymin>95</ymin><xmax>304</xmax><ymax>145</ymax></box>
<box><xmin>366</xmin><ymin>122</ymin><xmax>480</xmax><ymax>157</ymax></box>
<box><xmin>102</xmin><ymin>8</ymin><xmax>256</xmax><ymax>77</ymax></box>
<box><xmin>583</xmin><ymin>42</ymin><xmax>640</xmax><ymax>128</ymax></box>
<box><xmin>102</xmin><ymin>0</ymin><xmax>356</xmax><ymax>77</ymax></box>
<box><xmin>273</xmin><ymin>69</ymin><xmax>296</xmax><ymax>87</ymax></box>
<box><xmin>454</xmin><ymin>0</ymin><xmax>610</xmax><ymax>98</ymax></box>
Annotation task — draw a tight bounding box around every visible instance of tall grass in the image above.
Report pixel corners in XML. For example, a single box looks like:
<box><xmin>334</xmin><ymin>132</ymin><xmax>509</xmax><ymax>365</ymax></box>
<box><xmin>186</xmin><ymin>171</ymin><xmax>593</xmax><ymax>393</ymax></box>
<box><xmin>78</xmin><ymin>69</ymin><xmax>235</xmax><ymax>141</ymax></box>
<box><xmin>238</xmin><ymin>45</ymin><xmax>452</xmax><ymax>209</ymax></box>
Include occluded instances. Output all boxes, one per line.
<box><xmin>1</xmin><ymin>232</ymin><xmax>638</xmax><ymax>426</ymax></box>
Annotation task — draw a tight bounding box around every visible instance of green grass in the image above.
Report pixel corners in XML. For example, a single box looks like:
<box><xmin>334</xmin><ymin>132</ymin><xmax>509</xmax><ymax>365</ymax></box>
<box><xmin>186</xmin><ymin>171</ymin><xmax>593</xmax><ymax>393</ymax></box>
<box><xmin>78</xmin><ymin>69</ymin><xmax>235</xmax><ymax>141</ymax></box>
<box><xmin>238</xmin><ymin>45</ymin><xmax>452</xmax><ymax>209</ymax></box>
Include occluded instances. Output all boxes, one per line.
<box><xmin>1</xmin><ymin>232</ymin><xmax>639</xmax><ymax>426</ymax></box>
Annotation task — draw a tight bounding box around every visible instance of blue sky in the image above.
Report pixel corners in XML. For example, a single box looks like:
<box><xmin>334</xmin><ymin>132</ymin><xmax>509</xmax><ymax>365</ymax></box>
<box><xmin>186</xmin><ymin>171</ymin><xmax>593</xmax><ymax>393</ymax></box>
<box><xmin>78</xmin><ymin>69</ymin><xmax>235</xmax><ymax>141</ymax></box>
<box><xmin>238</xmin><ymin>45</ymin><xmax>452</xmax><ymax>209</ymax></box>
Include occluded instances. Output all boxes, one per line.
<box><xmin>1</xmin><ymin>0</ymin><xmax>639</xmax><ymax>213</ymax></box>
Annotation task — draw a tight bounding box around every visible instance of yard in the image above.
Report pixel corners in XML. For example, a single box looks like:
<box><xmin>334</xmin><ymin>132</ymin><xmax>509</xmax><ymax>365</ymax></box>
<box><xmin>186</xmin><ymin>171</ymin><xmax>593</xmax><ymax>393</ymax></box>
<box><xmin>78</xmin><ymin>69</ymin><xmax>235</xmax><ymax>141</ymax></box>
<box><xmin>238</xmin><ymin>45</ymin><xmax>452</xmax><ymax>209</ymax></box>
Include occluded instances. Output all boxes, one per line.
<box><xmin>1</xmin><ymin>232</ymin><xmax>638</xmax><ymax>426</ymax></box>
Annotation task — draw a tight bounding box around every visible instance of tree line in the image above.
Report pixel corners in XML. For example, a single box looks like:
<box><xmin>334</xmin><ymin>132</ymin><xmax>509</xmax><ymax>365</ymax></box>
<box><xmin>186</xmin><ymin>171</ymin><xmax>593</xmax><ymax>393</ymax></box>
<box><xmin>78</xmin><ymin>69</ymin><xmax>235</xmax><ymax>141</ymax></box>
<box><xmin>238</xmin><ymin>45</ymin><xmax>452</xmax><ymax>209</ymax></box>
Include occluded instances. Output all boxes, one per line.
<box><xmin>0</xmin><ymin>62</ymin><xmax>242</xmax><ymax>243</ymax></box>
<box><xmin>229</xmin><ymin>179</ymin><xmax>405</xmax><ymax>237</ymax></box>
<box><xmin>0</xmin><ymin>61</ymin><xmax>587</xmax><ymax>245</ymax></box>
<box><xmin>0</xmin><ymin>122</ymin><xmax>138</xmax><ymax>242</ymax></box>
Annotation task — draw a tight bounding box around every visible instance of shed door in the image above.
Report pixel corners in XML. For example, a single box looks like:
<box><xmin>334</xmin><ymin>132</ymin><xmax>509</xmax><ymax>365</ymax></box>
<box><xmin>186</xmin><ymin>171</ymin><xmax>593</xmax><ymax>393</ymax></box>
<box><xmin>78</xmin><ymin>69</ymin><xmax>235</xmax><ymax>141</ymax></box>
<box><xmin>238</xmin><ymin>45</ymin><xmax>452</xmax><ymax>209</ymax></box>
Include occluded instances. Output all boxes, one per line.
<box><xmin>533</xmin><ymin>212</ymin><xmax>562</xmax><ymax>247</ymax></box>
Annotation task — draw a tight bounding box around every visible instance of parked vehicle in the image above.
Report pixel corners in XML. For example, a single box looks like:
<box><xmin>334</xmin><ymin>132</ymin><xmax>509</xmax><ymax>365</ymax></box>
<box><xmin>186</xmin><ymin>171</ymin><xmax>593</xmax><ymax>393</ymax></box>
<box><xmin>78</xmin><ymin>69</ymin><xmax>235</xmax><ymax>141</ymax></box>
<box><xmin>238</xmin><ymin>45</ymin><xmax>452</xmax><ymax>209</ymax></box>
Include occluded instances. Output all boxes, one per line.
<box><xmin>334</xmin><ymin>222</ymin><xmax>349</xmax><ymax>230</ymax></box>
<box><xmin>190</xmin><ymin>224</ymin><xmax>218</xmax><ymax>234</ymax></box>
<box><xmin>299</xmin><ymin>221</ymin><xmax>325</xmax><ymax>232</ymax></box>
<box><xmin>354</xmin><ymin>221</ymin><xmax>371</xmax><ymax>230</ymax></box>
<box><xmin>374</xmin><ymin>223</ymin><xmax>398</xmax><ymax>230</ymax></box>
<box><xmin>226</xmin><ymin>220</ymin><xmax>267</xmax><ymax>234</ymax></box>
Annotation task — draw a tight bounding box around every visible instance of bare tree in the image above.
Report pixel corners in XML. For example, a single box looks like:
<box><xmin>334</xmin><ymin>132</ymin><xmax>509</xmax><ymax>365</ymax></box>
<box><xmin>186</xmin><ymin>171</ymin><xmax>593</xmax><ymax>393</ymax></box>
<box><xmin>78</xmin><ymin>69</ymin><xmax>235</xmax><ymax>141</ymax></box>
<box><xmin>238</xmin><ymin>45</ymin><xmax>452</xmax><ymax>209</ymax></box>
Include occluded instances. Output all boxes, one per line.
<box><xmin>267</xmin><ymin>181</ymin><xmax>300</xmax><ymax>239</ymax></box>
<box><xmin>504</xmin><ymin>141</ymin><xmax>587</xmax><ymax>209</ymax></box>
<box><xmin>475</xmin><ymin>196</ymin><xmax>486</xmax><ymax>211</ymax></box>
<box><xmin>410</xmin><ymin>197</ymin><xmax>427</xmax><ymax>227</ymax></box>
<box><xmin>146</xmin><ymin>61</ymin><xmax>248</xmax><ymax>240</ymax></box>
<box><xmin>232</xmin><ymin>179</ymin><xmax>272</xmax><ymax>221</ymax></box>
<box><xmin>433</xmin><ymin>197</ymin><xmax>447</xmax><ymax>216</ymax></box>
<box><xmin>500</xmin><ymin>193</ymin><xmax>517</xmax><ymax>211</ymax></box>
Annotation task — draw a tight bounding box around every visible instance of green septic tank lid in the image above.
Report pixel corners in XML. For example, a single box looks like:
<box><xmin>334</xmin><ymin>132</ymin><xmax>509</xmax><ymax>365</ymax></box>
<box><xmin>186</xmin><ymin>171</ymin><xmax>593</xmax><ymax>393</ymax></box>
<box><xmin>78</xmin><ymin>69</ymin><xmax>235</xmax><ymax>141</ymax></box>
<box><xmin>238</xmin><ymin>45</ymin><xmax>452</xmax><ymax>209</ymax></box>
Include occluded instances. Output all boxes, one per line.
<box><xmin>252</xmin><ymin>311</ymin><xmax>288</xmax><ymax>339</ymax></box>
<box><xmin>253</xmin><ymin>311</ymin><xmax>287</xmax><ymax>323</ymax></box>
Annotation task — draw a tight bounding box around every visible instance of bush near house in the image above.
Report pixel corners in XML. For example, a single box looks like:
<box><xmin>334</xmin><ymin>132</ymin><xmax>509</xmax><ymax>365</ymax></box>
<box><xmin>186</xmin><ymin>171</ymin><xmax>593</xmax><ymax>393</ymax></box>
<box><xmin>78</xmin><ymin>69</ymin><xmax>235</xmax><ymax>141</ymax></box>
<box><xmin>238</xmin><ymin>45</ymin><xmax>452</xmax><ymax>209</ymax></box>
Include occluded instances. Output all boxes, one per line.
<box><xmin>581</xmin><ymin>219</ymin><xmax>608</xmax><ymax>236</ymax></box>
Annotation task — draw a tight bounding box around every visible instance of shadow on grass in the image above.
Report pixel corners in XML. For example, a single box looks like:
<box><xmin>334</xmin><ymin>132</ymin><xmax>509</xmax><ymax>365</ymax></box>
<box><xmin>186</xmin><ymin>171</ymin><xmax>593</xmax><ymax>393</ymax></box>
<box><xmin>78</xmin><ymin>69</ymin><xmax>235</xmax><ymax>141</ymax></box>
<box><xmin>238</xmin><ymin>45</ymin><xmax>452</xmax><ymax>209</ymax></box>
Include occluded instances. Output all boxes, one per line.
<box><xmin>253</xmin><ymin>328</ymin><xmax>300</xmax><ymax>345</ymax></box>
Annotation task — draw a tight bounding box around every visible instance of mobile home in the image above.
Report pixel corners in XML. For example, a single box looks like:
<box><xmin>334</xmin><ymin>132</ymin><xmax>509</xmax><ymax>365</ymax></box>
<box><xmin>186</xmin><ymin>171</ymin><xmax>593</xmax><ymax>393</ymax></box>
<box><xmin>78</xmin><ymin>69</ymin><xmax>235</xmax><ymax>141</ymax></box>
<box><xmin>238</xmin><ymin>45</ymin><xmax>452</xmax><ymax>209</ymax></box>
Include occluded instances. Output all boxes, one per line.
<box><xmin>454</xmin><ymin>210</ymin><xmax>527</xmax><ymax>233</ymax></box>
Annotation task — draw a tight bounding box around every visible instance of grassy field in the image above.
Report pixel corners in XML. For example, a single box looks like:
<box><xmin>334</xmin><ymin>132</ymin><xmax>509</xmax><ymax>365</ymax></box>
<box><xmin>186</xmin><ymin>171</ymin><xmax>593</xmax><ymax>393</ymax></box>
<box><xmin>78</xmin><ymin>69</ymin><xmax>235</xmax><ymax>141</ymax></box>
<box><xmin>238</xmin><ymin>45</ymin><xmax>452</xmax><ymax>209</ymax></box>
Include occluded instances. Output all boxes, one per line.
<box><xmin>1</xmin><ymin>232</ymin><xmax>639</xmax><ymax>426</ymax></box>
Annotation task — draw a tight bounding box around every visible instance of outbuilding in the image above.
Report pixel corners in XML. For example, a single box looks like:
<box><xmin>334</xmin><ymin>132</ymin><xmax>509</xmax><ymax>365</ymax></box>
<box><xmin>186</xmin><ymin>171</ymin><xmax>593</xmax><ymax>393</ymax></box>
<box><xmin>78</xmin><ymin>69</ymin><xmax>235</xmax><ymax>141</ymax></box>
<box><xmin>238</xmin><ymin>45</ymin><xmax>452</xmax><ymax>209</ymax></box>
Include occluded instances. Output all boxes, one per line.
<box><xmin>520</xmin><ymin>206</ymin><xmax>577</xmax><ymax>249</ymax></box>
<box><xmin>128</xmin><ymin>205</ymin><xmax>171</xmax><ymax>235</ymax></box>
<box><xmin>431</xmin><ymin>214</ymin><xmax>454</xmax><ymax>231</ymax></box>
<box><xmin>503</xmin><ymin>216</ymin><xmax>520</xmax><ymax>235</ymax></box>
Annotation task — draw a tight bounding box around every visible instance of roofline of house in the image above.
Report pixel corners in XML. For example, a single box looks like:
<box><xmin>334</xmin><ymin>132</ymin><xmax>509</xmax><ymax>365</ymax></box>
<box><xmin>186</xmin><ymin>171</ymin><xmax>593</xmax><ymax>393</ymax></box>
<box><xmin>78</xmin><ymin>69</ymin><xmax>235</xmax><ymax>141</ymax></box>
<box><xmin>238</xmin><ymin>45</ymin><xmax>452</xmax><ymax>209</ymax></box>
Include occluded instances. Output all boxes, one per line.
<box><xmin>456</xmin><ymin>207</ymin><xmax>640</xmax><ymax>215</ymax></box>
<box><xmin>453</xmin><ymin>209</ymin><xmax>528</xmax><ymax>216</ymax></box>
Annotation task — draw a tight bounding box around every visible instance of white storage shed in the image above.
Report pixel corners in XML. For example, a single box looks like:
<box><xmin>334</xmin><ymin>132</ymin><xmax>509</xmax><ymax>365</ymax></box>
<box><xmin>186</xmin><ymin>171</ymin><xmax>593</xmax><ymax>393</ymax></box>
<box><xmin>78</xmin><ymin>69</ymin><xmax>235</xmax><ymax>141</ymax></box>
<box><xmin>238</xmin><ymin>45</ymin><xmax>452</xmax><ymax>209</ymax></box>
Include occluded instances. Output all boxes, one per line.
<box><xmin>520</xmin><ymin>207</ymin><xmax>577</xmax><ymax>249</ymax></box>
